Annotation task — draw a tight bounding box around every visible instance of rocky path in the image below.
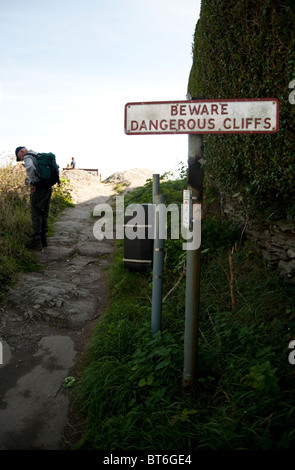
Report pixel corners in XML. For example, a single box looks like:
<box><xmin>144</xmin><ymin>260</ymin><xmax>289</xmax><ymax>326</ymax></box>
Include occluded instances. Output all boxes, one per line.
<box><xmin>0</xmin><ymin>172</ymin><xmax>116</xmax><ymax>450</ymax></box>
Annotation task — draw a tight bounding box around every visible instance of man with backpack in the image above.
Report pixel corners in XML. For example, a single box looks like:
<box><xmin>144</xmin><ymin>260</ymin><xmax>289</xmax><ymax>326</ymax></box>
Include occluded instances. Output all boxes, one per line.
<box><xmin>15</xmin><ymin>146</ymin><xmax>60</xmax><ymax>251</ymax></box>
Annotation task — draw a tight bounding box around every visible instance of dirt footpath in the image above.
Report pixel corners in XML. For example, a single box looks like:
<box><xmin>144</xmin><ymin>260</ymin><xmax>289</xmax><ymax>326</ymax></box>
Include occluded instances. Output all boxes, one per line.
<box><xmin>0</xmin><ymin>171</ymin><xmax>116</xmax><ymax>450</ymax></box>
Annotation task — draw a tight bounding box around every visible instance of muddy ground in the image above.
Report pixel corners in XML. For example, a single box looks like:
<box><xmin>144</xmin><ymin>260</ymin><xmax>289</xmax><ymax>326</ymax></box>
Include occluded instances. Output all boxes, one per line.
<box><xmin>0</xmin><ymin>170</ymin><xmax>121</xmax><ymax>450</ymax></box>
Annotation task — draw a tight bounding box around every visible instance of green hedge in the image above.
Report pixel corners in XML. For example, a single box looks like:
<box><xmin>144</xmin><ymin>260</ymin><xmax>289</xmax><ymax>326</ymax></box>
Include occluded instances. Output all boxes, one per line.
<box><xmin>188</xmin><ymin>0</ymin><xmax>295</xmax><ymax>221</ymax></box>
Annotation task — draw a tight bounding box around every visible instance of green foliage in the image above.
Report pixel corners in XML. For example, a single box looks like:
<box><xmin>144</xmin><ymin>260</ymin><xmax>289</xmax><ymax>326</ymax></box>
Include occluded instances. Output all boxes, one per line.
<box><xmin>62</xmin><ymin>376</ymin><xmax>76</xmax><ymax>389</ymax></box>
<box><xmin>75</xmin><ymin>173</ymin><xmax>295</xmax><ymax>450</ymax></box>
<box><xmin>188</xmin><ymin>0</ymin><xmax>295</xmax><ymax>220</ymax></box>
<box><xmin>201</xmin><ymin>216</ymin><xmax>240</xmax><ymax>255</ymax></box>
<box><xmin>114</xmin><ymin>181</ymin><xmax>130</xmax><ymax>194</ymax></box>
<box><xmin>243</xmin><ymin>360</ymin><xmax>279</xmax><ymax>395</ymax></box>
<box><xmin>123</xmin><ymin>169</ymin><xmax>187</xmax><ymax>208</ymax></box>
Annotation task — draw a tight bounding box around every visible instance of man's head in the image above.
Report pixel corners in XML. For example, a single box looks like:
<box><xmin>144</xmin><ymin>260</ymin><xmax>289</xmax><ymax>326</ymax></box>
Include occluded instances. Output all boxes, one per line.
<box><xmin>15</xmin><ymin>147</ymin><xmax>28</xmax><ymax>161</ymax></box>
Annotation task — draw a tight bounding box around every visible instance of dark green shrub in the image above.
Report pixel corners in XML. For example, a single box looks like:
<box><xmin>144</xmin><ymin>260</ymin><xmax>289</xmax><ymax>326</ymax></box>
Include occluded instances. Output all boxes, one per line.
<box><xmin>188</xmin><ymin>0</ymin><xmax>295</xmax><ymax>220</ymax></box>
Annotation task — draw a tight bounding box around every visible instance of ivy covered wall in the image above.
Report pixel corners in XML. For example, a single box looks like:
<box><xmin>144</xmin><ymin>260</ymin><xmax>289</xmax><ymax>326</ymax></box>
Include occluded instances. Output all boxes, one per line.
<box><xmin>188</xmin><ymin>0</ymin><xmax>295</xmax><ymax>221</ymax></box>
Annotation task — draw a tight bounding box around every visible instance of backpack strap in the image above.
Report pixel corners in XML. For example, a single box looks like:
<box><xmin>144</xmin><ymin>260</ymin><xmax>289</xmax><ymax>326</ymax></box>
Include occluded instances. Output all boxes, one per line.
<box><xmin>26</xmin><ymin>152</ymin><xmax>39</xmax><ymax>156</ymax></box>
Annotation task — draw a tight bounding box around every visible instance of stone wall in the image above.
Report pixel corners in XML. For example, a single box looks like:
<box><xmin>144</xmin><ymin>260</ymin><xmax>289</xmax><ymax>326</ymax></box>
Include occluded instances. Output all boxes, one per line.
<box><xmin>220</xmin><ymin>194</ymin><xmax>295</xmax><ymax>285</ymax></box>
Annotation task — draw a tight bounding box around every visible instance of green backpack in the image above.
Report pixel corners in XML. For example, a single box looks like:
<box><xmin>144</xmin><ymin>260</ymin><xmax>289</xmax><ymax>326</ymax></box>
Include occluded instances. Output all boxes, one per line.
<box><xmin>28</xmin><ymin>152</ymin><xmax>60</xmax><ymax>187</ymax></box>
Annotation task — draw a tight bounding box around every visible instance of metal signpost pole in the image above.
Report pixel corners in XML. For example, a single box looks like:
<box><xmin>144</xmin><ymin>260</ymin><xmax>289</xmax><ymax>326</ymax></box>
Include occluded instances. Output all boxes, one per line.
<box><xmin>153</xmin><ymin>174</ymin><xmax>160</xmax><ymax>203</ymax></box>
<box><xmin>151</xmin><ymin>191</ymin><xmax>165</xmax><ymax>334</ymax></box>
<box><xmin>183</xmin><ymin>130</ymin><xmax>204</xmax><ymax>396</ymax></box>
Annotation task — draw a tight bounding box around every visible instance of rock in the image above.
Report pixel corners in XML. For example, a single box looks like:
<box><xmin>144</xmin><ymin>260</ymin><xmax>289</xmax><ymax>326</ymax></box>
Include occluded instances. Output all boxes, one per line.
<box><xmin>221</xmin><ymin>193</ymin><xmax>295</xmax><ymax>283</ymax></box>
<box><xmin>275</xmin><ymin>219</ymin><xmax>295</xmax><ymax>232</ymax></box>
<box><xmin>103</xmin><ymin>168</ymin><xmax>154</xmax><ymax>191</ymax></box>
<box><xmin>278</xmin><ymin>260</ymin><xmax>295</xmax><ymax>279</ymax></box>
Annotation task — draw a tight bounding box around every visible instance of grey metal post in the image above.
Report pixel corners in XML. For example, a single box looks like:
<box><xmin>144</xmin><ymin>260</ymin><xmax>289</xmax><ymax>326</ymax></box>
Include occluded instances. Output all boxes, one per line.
<box><xmin>183</xmin><ymin>125</ymin><xmax>204</xmax><ymax>396</ymax></box>
<box><xmin>153</xmin><ymin>174</ymin><xmax>160</xmax><ymax>203</ymax></box>
<box><xmin>151</xmin><ymin>192</ymin><xmax>165</xmax><ymax>335</ymax></box>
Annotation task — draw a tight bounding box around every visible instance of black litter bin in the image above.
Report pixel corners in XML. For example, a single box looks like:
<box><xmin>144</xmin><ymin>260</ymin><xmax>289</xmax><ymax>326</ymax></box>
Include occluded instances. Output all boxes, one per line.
<box><xmin>123</xmin><ymin>203</ymin><xmax>155</xmax><ymax>271</ymax></box>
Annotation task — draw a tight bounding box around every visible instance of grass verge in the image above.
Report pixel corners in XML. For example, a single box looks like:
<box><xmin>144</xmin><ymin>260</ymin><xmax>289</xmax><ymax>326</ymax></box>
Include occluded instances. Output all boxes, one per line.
<box><xmin>74</xmin><ymin>174</ymin><xmax>295</xmax><ymax>450</ymax></box>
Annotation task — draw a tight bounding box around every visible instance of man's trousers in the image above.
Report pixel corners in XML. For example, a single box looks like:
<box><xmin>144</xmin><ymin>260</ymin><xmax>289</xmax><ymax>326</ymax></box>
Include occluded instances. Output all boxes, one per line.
<box><xmin>30</xmin><ymin>186</ymin><xmax>52</xmax><ymax>239</ymax></box>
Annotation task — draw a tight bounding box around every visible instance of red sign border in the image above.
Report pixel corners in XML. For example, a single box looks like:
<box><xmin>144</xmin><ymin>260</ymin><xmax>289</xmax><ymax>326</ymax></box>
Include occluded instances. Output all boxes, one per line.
<box><xmin>124</xmin><ymin>98</ymin><xmax>280</xmax><ymax>135</ymax></box>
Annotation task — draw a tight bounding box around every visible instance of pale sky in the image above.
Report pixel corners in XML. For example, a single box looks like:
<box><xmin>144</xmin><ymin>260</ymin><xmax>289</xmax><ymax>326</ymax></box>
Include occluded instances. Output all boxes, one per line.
<box><xmin>0</xmin><ymin>0</ymin><xmax>201</xmax><ymax>178</ymax></box>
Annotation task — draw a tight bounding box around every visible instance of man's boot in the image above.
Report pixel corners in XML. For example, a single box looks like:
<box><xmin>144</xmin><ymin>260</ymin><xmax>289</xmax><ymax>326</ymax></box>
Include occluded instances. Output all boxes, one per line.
<box><xmin>27</xmin><ymin>238</ymin><xmax>43</xmax><ymax>251</ymax></box>
<box><xmin>41</xmin><ymin>234</ymin><xmax>48</xmax><ymax>248</ymax></box>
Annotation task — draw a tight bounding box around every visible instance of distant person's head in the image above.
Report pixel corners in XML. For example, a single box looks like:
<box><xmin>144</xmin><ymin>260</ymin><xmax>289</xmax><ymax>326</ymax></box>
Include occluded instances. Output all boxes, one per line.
<box><xmin>15</xmin><ymin>147</ymin><xmax>28</xmax><ymax>161</ymax></box>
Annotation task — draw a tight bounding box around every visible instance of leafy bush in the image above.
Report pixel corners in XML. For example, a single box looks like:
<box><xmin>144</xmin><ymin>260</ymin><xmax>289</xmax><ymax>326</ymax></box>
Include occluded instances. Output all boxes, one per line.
<box><xmin>188</xmin><ymin>0</ymin><xmax>295</xmax><ymax>220</ymax></box>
